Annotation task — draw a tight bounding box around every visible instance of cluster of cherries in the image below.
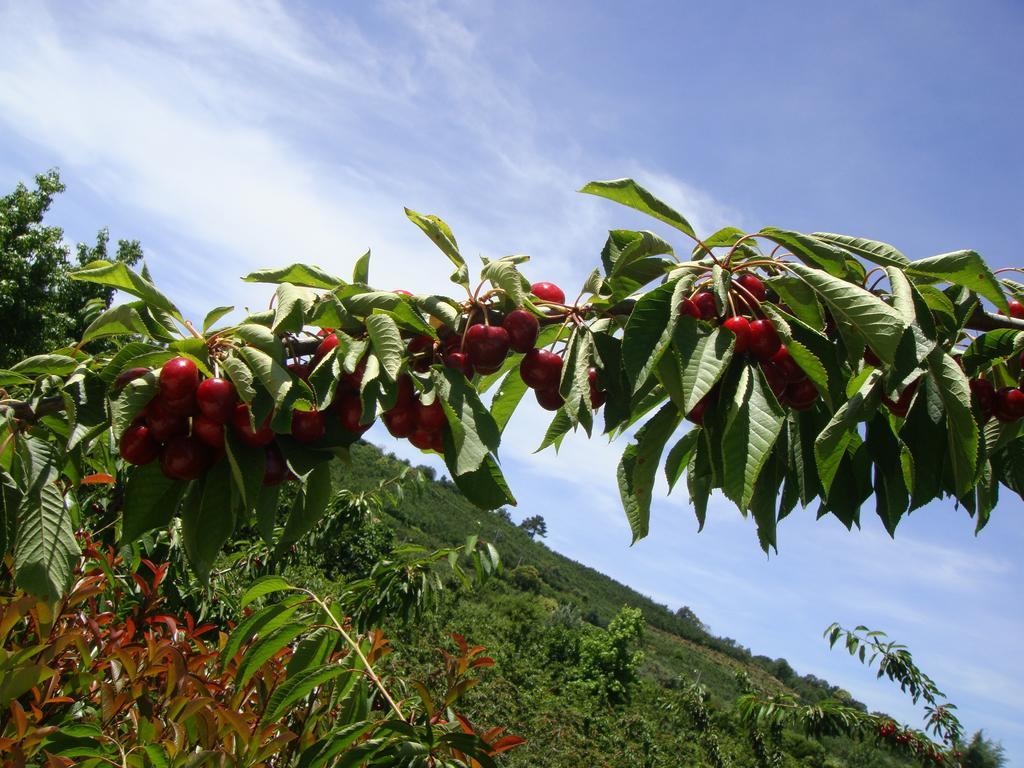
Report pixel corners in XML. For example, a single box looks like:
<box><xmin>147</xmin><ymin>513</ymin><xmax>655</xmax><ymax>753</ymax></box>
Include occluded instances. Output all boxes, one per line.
<box><xmin>967</xmin><ymin>298</ymin><xmax>1024</xmax><ymax>423</ymax></box>
<box><xmin>117</xmin><ymin>357</ymin><xmax>295</xmax><ymax>484</ymax></box>
<box><xmin>678</xmin><ymin>271</ymin><xmax>818</xmax><ymax>423</ymax></box>
<box><xmin>875</xmin><ymin>721</ymin><xmax>948</xmax><ymax>764</ymax></box>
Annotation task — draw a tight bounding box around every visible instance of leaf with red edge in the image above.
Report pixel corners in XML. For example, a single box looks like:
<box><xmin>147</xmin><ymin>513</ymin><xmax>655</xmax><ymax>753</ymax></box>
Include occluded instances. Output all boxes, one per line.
<box><xmin>488</xmin><ymin>734</ymin><xmax>528</xmax><ymax>755</ymax></box>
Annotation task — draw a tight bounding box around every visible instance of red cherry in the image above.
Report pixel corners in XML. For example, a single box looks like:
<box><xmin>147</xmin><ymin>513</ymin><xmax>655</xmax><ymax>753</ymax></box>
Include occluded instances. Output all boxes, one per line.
<box><xmin>396</xmin><ymin>375</ymin><xmax>415</xmax><ymax>406</ymax></box>
<box><xmin>159</xmin><ymin>436</ymin><xmax>211</xmax><ymax>481</ymax></box>
<box><xmin>384</xmin><ymin>405</ymin><xmax>417</xmax><ymax>438</ymax></box>
<box><xmin>393</xmin><ymin>289</ymin><xmax>413</xmax><ymax>297</ymax></box>
<box><xmin>531</xmin><ymin>281</ymin><xmax>565</xmax><ymax>304</ymax></box>
<box><xmin>882</xmin><ymin>381</ymin><xmax>918</xmax><ymax>417</ymax></box>
<box><xmin>196</xmin><ymin>378</ymin><xmax>237</xmax><ymax>423</ymax></box>
<box><xmin>536</xmin><ymin>387</ymin><xmax>564</xmax><ymax>411</ymax></box>
<box><xmin>291</xmin><ymin>409</ymin><xmax>325</xmax><ymax>443</ymax></box>
<box><xmin>994</xmin><ymin>387</ymin><xmax>1024</xmax><ymax>422</ymax></box>
<box><xmin>465</xmin><ymin>324</ymin><xmax>511</xmax><ymax>368</ymax></box>
<box><xmin>231</xmin><ymin>403</ymin><xmax>274</xmax><ymax>447</ymax></box>
<box><xmin>722</xmin><ymin>316</ymin><xmax>751</xmax><ymax>354</ymax></box>
<box><xmin>160</xmin><ymin>391</ymin><xmax>198</xmax><ymax>416</ymax></box>
<box><xmin>735</xmin><ymin>273</ymin><xmax>766</xmax><ymax>302</ymax></box>
<box><xmin>588</xmin><ymin>368</ymin><xmax>607</xmax><ymax>409</ymax></box>
<box><xmin>687</xmin><ymin>394</ymin><xmax>711</xmax><ymax>425</ymax></box>
<box><xmin>1009</xmin><ymin>299</ymin><xmax>1024</xmax><ymax>319</ymax></box>
<box><xmin>678</xmin><ymin>298</ymin><xmax>701</xmax><ymax>319</ymax></box>
<box><xmin>119</xmin><ymin>424</ymin><xmax>159</xmax><ymax>465</ymax></box>
<box><xmin>520</xmin><ymin>348</ymin><xmax>563</xmax><ymax>390</ymax></box>
<box><xmin>287</xmin><ymin>361</ymin><xmax>311</xmax><ymax>381</ymax></box>
<box><xmin>761</xmin><ymin>362</ymin><xmax>788</xmax><ymax>399</ymax></box>
<box><xmin>192</xmin><ymin>414</ymin><xmax>225</xmax><ymax>449</ymax></box>
<box><xmin>407</xmin><ymin>335</ymin><xmax>436</xmax><ymax>373</ymax></box>
<box><xmin>314</xmin><ymin>333</ymin><xmax>339</xmax><ymax>362</ymax></box>
<box><xmin>430</xmin><ymin>430</ymin><xmax>444</xmax><ymax>453</ymax></box>
<box><xmin>785</xmin><ymin>379</ymin><xmax>819</xmax><ymax>411</ymax></box>
<box><xmin>337</xmin><ymin>394</ymin><xmax>371</xmax><ymax>434</ymax></box>
<box><xmin>415</xmin><ymin>399</ymin><xmax>446</xmax><ymax>431</ymax></box>
<box><xmin>502</xmin><ymin>309</ymin><xmax>540</xmax><ymax>353</ymax></box>
<box><xmin>338</xmin><ymin>358</ymin><xmax>367</xmax><ymax>394</ymax></box>
<box><xmin>408</xmin><ymin>429</ymin><xmax>437</xmax><ymax>451</ymax></box>
<box><xmin>263</xmin><ymin>444</ymin><xmax>289</xmax><ymax>486</ymax></box>
<box><xmin>770</xmin><ymin>346</ymin><xmax>806</xmax><ymax>383</ymax></box>
<box><xmin>863</xmin><ymin>347</ymin><xmax>882</xmax><ymax>368</ymax></box>
<box><xmin>444</xmin><ymin>351</ymin><xmax>474</xmax><ymax>377</ymax></box>
<box><xmin>113</xmin><ymin>367</ymin><xmax>150</xmax><ymax>392</ymax></box>
<box><xmin>747</xmin><ymin>319</ymin><xmax>781</xmax><ymax>362</ymax></box>
<box><xmin>970</xmin><ymin>378</ymin><xmax>996</xmax><ymax>421</ymax></box>
<box><xmin>145</xmin><ymin>399</ymin><xmax>189</xmax><ymax>443</ymax></box>
<box><xmin>159</xmin><ymin>357</ymin><xmax>199</xmax><ymax>401</ymax></box>
<box><xmin>693</xmin><ymin>291</ymin><xmax>718</xmax><ymax>320</ymax></box>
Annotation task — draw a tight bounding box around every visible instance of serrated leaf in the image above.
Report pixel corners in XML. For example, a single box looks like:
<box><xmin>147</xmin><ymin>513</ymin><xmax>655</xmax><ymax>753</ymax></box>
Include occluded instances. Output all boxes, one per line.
<box><xmin>224</xmin><ymin>432</ymin><xmax>266</xmax><ymax>514</ymax></box>
<box><xmin>81</xmin><ymin>303</ymin><xmax>152</xmax><ymax>341</ymax></box>
<box><xmin>262</xmin><ymin>664</ymin><xmax>354</xmax><ymax>726</ymax></box>
<box><xmin>273</xmin><ymin>283</ymin><xmax>312</xmax><ymax>334</ymax></box>
<box><xmin>721</xmin><ymin>367</ymin><xmax>786</xmax><ymax>509</ymax></box>
<box><xmin>580</xmin><ymin>178</ymin><xmax>696</xmax><ymax>238</ymax></box>
<box><xmin>15</xmin><ymin>482</ymin><xmax>79</xmax><ymax>599</ymax></box>
<box><xmin>766</xmin><ymin>276</ymin><xmax>825</xmax><ymax>330</ymax></box>
<box><xmin>11</xmin><ymin>354</ymin><xmax>79</xmax><ymax>376</ymax></box>
<box><xmin>203</xmin><ymin>305</ymin><xmax>234</xmax><ymax>332</ymax></box>
<box><xmin>812</xmin><ymin>233</ymin><xmax>910</xmax><ymax>267</ymax></box>
<box><xmin>111</xmin><ymin>371</ymin><xmax>159</xmax><ymax>437</ymax></box>
<box><xmin>277</xmin><ymin>463</ymin><xmax>332</xmax><ymax>553</ymax></box>
<box><xmin>621</xmin><ymin>279</ymin><xmax>679</xmax><ymax>392</ymax></box>
<box><xmin>240</xmin><ymin>576</ymin><xmax>296</xmax><ymax>609</ymax></box>
<box><xmin>926</xmin><ymin>346</ymin><xmax>978</xmax><ymax>496</ymax></box>
<box><xmin>962</xmin><ymin>329</ymin><xmax>1023</xmax><ymax>376</ymax></box>
<box><xmin>120</xmin><ymin>462</ymin><xmax>184</xmax><ymax>543</ymax></box>
<box><xmin>617</xmin><ymin>401</ymin><xmax>681</xmax><ymax>543</ymax></box>
<box><xmin>759</xmin><ymin>228</ymin><xmax>850</xmax><ymax>277</ymax></box>
<box><xmin>405</xmin><ymin>208</ymin><xmax>469</xmax><ymax>289</ymax></box>
<box><xmin>481</xmin><ymin>259</ymin><xmax>528</xmax><ymax>306</ymax></box>
<box><xmin>239</xmin><ymin>346</ymin><xmax>311</xmax><ymax>410</ymax></box>
<box><xmin>814</xmin><ymin>371</ymin><xmax>882</xmax><ymax>494</ymax></box>
<box><xmin>234</xmin><ymin>323</ymin><xmax>285</xmax><ymax>358</ymax></box>
<box><xmin>490</xmin><ymin>370</ymin><xmax>528</xmax><ymax>436</ymax></box>
<box><xmin>71</xmin><ymin>260</ymin><xmax>183</xmax><ymax>321</ymax></box>
<box><xmin>674</xmin><ymin>322</ymin><xmax>735</xmax><ymax>413</ymax></box>
<box><xmin>449</xmin><ymin>454</ymin><xmax>516</xmax><ymax>509</ymax></box>
<box><xmin>365</xmin><ymin>314</ymin><xmax>404</xmax><ymax>382</ymax></box>
<box><xmin>434</xmin><ymin>368</ymin><xmax>500</xmax><ymax>475</ymax></box>
<box><xmin>181</xmin><ymin>463</ymin><xmax>236</xmax><ymax>583</ymax></box>
<box><xmin>665</xmin><ymin>429</ymin><xmax>700</xmax><ymax>493</ymax></box>
<box><xmin>243</xmin><ymin>263</ymin><xmax>345</xmax><ymax>289</ymax></box>
<box><xmin>788</xmin><ymin>262</ymin><xmax>905</xmax><ymax>364</ymax></box>
<box><xmin>906</xmin><ymin>250</ymin><xmax>1008</xmax><ymax>314</ymax></box>
<box><xmin>352</xmin><ymin>250</ymin><xmax>371</xmax><ymax>284</ymax></box>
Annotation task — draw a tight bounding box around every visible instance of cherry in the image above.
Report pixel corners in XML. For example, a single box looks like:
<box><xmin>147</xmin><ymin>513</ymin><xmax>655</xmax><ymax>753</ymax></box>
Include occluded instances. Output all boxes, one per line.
<box><xmin>231</xmin><ymin>403</ymin><xmax>274</xmax><ymax>447</ymax></box>
<box><xmin>502</xmin><ymin>309</ymin><xmax>540</xmax><ymax>353</ymax></box>
<box><xmin>969</xmin><ymin>378</ymin><xmax>996</xmax><ymax>421</ymax></box>
<box><xmin>263</xmin><ymin>444</ymin><xmax>289</xmax><ymax>486</ymax></box>
<box><xmin>735</xmin><ymin>273</ymin><xmax>766</xmax><ymax>302</ymax></box>
<box><xmin>747</xmin><ymin>319</ymin><xmax>781</xmax><ymax>362</ymax></box>
<box><xmin>588</xmin><ymin>368</ymin><xmax>607</xmax><ymax>408</ymax></box>
<box><xmin>287</xmin><ymin>361</ymin><xmax>311</xmax><ymax>381</ymax></box>
<box><xmin>160</xmin><ymin>391</ymin><xmax>198</xmax><ymax>416</ymax></box>
<box><xmin>415</xmin><ymin>399</ymin><xmax>446</xmax><ymax>431</ymax></box>
<box><xmin>882</xmin><ymin>380</ymin><xmax>918</xmax><ymax>417</ymax></box>
<box><xmin>785</xmin><ymin>378</ymin><xmax>819</xmax><ymax>411</ymax></box>
<box><xmin>393</xmin><ymin>289</ymin><xmax>413</xmax><ymax>297</ymax></box>
<box><xmin>687</xmin><ymin>394</ymin><xmax>711</xmax><ymax>425</ymax></box>
<box><xmin>196</xmin><ymin>378</ymin><xmax>237</xmax><ymax>423</ymax></box>
<box><xmin>520</xmin><ymin>348</ymin><xmax>563</xmax><ymax>390</ymax></box>
<box><xmin>761</xmin><ymin>362</ymin><xmax>788</xmax><ymax>399</ymax></box>
<box><xmin>314</xmin><ymin>333</ymin><xmax>339</xmax><ymax>362</ymax></box>
<box><xmin>769</xmin><ymin>345</ymin><xmax>806</xmax><ymax>383</ymax></box>
<box><xmin>863</xmin><ymin>347</ymin><xmax>882</xmax><ymax>368</ymax></box>
<box><xmin>291</xmin><ymin>408</ymin><xmax>325</xmax><ymax>443</ymax></box>
<box><xmin>396</xmin><ymin>375</ymin><xmax>415</xmax><ymax>406</ymax></box>
<box><xmin>531</xmin><ymin>281</ymin><xmax>565</xmax><ymax>305</ymax></box>
<box><xmin>1009</xmin><ymin>299</ymin><xmax>1024</xmax><ymax>319</ymax></box>
<box><xmin>159</xmin><ymin>436</ymin><xmax>211</xmax><ymax>481</ymax></box>
<box><xmin>113</xmin><ymin>367</ymin><xmax>150</xmax><ymax>392</ymax></box>
<box><xmin>678</xmin><ymin>298</ymin><xmax>701</xmax><ymax>319</ymax></box>
<box><xmin>465</xmin><ymin>324</ymin><xmax>511</xmax><ymax>369</ymax></box>
<box><xmin>409</xmin><ymin>428</ymin><xmax>439</xmax><ymax>451</ymax></box>
<box><xmin>192</xmin><ymin>414</ymin><xmax>225</xmax><ymax>449</ymax></box>
<box><xmin>407</xmin><ymin>335</ymin><xmax>436</xmax><ymax>372</ymax></box>
<box><xmin>144</xmin><ymin>399</ymin><xmax>189</xmax><ymax>443</ymax></box>
<box><xmin>993</xmin><ymin>387</ymin><xmax>1024</xmax><ymax>422</ymax></box>
<box><xmin>444</xmin><ymin>351</ymin><xmax>474</xmax><ymax>377</ymax></box>
<box><xmin>536</xmin><ymin>387</ymin><xmax>564</xmax><ymax>411</ymax></box>
<box><xmin>722</xmin><ymin>316</ymin><xmax>751</xmax><ymax>354</ymax></box>
<box><xmin>339</xmin><ymin>359</ymin><xmax>367</xmax><ymax>394</ymax></box>
<box><xmin>119</xmin><ymin>424</ymin><xmax>159</xmax><ymax>465</ymax></box>
<box><xmin>693</xmin><ymin>291</ymin><xmax>718</xmax><ymax>320</ymax></box>
<box><xmin>159</xmin><ymin>357</ymin><xmax>199</xmax><ymax>401</ymax></box>
<box><xmin>336</xmin><ymin>394</ymin><xmax>371</xmax><ymax>434</ymax></box>
<box><xmin>384</xmin><ymin>405</ymin><xmax>417</xmax><ymax>438</ymax></box>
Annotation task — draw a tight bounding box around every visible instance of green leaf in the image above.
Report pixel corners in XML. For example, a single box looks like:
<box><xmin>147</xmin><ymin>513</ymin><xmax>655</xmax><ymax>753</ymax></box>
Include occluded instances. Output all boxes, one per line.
<box><xmin>272</xmin><ymin>283</ymin><xmax>312</xmax><ymax>334</ymax></box>
<box><xmin>203</xmin><ymin>305</ymin><xmax>234</xmax><ymax>332</ymax></box>
<box><xmin>243</xmin><ymin>263</ymin><xmax>345</xmax><ymax>289</ymax></box>
<box><xmin>674</xmin><ymin>322</ymin><xmax>735</xmax><ymax>413</ymax></box>
<box><xmin>481</xmin><ymin>259</ymin><xmax>528</xmax><ymax>306</ymax></box>
<box><xmin>621</xmin><ymin>279</ymin><xmax>679</xmax><ymax>392</ymax></box>
<box><xmin>449</xmin><ymin>454</ymin><xmax>516</xmax><ymax>509</ymax></box>
<box><xmin>788</xmin><ymin>263</ymin><xmax>906</xmax><ymax>364</ymax></box>
<box><xmin>490</xmin><ymin>369</ymin><xmax>528</xmax><ymax>436</ymax></box>
<box><xmin>220</xmin><ymin>596</ymin><xmax>305</xmax><ymax>665</ymax></box>
<box><xmin>71</xmin><ymin>260</ymin><xmax>183</xmax><ymax>321</ymax></box>
<box><xmin>814</xmin><ymin>371</ymin><xmax>882</xmax><ymax>494</ymax></box>
<box><xmin>239</xmin><ymin>346</ymin><xmax>311</xmax><ymax>411</ymax></box>
<box><xmin>606</xmin><ymin>230</ymin><xmax>674</xmax><ymax>278</ymax></box>
<box><xmin>759</xmin><ymin>228</ymin><xmax>851</xmax><ymax>277</ymax></box>
<box><xmin>535</xmin><ymin>409</ymin><xmax>573</xmax><ymax>453</ymax></box>
<box><xmin>961</xmin><ymin>329</ymin><xmax>1023</xmax><ymax>377</ymax></box>
<box><xmin>223</xmin><ymin>432</ymin><xmax>266</xmax><ymax>514</ymax></box>
<box><xmin>11</xmin><ymin>354</ymin><xmax>79</xmax><ymax>376</ymax></box>
<box><xmin>434</xmin><ymin>367</ymin><xmax>500</xmax><ymax>476</ymax></box>
<box><xmin>812</xmin><ymin>233</ymin><xmax>910</xmax><ymax>267</ymax></box>
<box><xmin>121</xmin><ymin>462</ymin><xmax>184</xmax><ymax>543</ymax></box>
<box><xmin>617</xmin><ymin>401</ymin><xmax>681</xmax><ymax>543</ymax></box>
<box><xmin>766</xmin><ymin>276</ymin><xmax>825</xmax><ymax>330</ymax></box>
<box><xmin>926</xmin><ymin>347</ymin><xmax>978</xmax><ymax>496</ymax></box>
<box><xmin>240</xmin><ymin>576</ymin><xmax>296</xmax><ymax>609</ymax></box>
<box><xmin>255</xmin><ymin>484</ymin><xmax>280</xmax><ymax>547</ymax></box>
<box><xmin>237</xmin><ymin>621</ymin><xmax>309</xmax><ymax>687</ymax></box>
<box><xmin>181</xmin><ymin>463</ymin><xmax>236</xmax><ymax>583</ymax></box>
<box><xmin>222</xmin><ymin>355</ymin><xmax>258</xmax><ymax>405</ymax></box>
<box><xmin>277</xmin><ymin>463</ymin><xmax>333</xmax><ymax>552</ymax></box>
<box><xmin>262</xmin><ymin>665</ymin><xmax>353</xmax><ymax>726</ymax></box>
<box><xmin>352</xmin><ymin>250</ymin><xmax>371</xmax><ymax>284</ymax></box>
<box><xmin>81</xmin><ymin>303</ymin><xmax>152</xmax><ymax>341</ymax></box>
<box><xmin>405</xmin><ymin>208</ymin><xmax>469</xmax><ymax>289</ymax></box>
<box><xmin>906</xmin><ymin>250</ymin><xmax>1008</xmax><ymax>314</ymax></box>
<box><xmin>721</xmin><ymin>367</ymin><xmax>786</xmax><ymax>509</ymax></box>
<box><xmin>15</xmin><ymin>482</ymin><xmax>79</xmax><ymax>600</ymax></box>
<box><xmin>665</xmin><ymin>429</ymin><xmax>700</xmax><ymax>493</ymax></box>
<box><xmin>580</xmin><ymin>178</ymin><xmax>696</xmax><ymax>238</ymax></box>
<box><xmin>365</xmin><ymin>314</ymin><xmax>404</xmax><ymax>382</ymax></box>
<box><xmin>234</xmin><ymin>323</ymin><xmax>285</xmax><ymax>358</ymax></box>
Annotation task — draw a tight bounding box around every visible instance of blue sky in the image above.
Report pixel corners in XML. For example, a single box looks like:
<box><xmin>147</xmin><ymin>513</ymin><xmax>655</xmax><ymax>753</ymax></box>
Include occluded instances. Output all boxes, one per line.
<box><xmin>1</xmin><ymin>0</ymin><xmax>1022</xmax><ymax>760</ymax></box>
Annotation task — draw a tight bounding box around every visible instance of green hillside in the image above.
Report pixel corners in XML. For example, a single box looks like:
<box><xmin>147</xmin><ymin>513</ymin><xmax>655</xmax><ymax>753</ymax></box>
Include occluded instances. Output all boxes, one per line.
<box><xmin>295</xmin><ymin>441</ymin><xmax>917</xmax><ymax>768</ymax></box>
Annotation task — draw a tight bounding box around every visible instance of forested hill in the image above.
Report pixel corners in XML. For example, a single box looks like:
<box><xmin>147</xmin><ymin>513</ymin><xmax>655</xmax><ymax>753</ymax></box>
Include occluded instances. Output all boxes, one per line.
<box><xmin>321</xmin><ymin>440</ymin><xmax>919</xmax><ymax>767</ymax></box>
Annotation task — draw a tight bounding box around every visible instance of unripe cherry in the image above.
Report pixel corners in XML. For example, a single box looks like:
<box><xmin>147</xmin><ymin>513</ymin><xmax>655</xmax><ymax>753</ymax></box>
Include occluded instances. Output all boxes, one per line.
<box><xmin>119</xmin><ymin>424</ymin><xmax>159</xmax><ymax>465</ymax></box>
<box><xmin>722</xmin><ymin>316</ymin><xmax>751</xmax><ymax>354</ymax></box>
<box><xmin>531</xmin><ymin>281</ymin><xmax>565</xmax><ymax>305</ymax></box>
<box><xmin>502</xmin><ymin>309</ymin><xmax>540</xmax><ymax>353</ymax></box>
<box><xmin>196</xmin><ymin>377</ymin><xmax>237</xmax><ymax>423</ymax></box>
<box><xmin>159</xmin><ymin>357</ymin><xmax>199</xmax><ymax>401</ymax></box>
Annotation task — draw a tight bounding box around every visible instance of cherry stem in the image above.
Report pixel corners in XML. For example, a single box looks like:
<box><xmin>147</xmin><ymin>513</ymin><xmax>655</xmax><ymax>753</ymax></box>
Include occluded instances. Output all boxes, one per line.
<box><xmin>730</xmin><ymin>281</ymin><xmax>767</xmax><ymax>319</ymax></box>
<box><xmin>723</xmin><ymin>233</ymin><xmax>764</xmax><ymax>270</ymax></box>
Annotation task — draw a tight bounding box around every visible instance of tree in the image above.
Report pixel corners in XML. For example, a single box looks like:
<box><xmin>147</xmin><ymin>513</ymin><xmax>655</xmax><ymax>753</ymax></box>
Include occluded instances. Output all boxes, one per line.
<box><xmin>959</xmin><ymin>731</ymin><xmax>1006</xmax><ymax>768</ymax></box>
<box><xmin>519</xmin><ymin>514</ymin><xmax>548</xmax><ymax>539</ymax></box>
<box><xmin>0</xmin><ymin>170</ymin><xmax>143</xmax><ymax>367</ymax></box>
